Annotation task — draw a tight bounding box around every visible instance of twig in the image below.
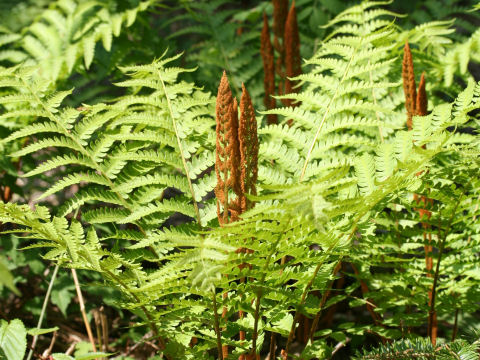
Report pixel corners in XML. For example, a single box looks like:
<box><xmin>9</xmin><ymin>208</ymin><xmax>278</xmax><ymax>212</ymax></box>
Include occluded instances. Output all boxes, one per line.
<box><xmin>42</xmin><ymin>331</ymin><xmax>57</xmax><ymax>358</ymax></box>
<box><xmin>330</xmin><ymin>336</ymin><xmax>351</xmax><ymax>358</ymax></box>
<box><xmin>71</xmin><ymin>268</ymin><xmax>98</xmax><ymax>353</ymax></box>
<box><xmin>26</xmin><ymin>264</ymin><xmax>59</xmax><ymax>360</ymax></box>
<box><xmin>93</xmin><ymin>309</ymin><xmax>103</xmax><ymax>351</ymax></box>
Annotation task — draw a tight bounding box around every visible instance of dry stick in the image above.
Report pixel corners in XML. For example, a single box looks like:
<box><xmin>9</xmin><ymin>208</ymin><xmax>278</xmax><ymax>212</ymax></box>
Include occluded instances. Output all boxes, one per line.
<box><xmin>93</xmin><ymin>311</ymin><xmax>102</xmax><ymax>352</ymax></box>
<box><xmin>428</xmin><ymin>193</ymin><xmax>463</xmax><ymax>346</ymax></box>
<box><xmin>71</xmin><ymin>269</ymin><xmax>97</xmax><ymax>353</ymax></box>
<box><xmin>2</xmin><ymin>186</ymin><xmax>11</xmax><ymax>202</ymax></box>
<box><xmin>43</xmin><ymin>331</ymin><xmax>57</xmax><ymax>358</ymax></box>
<box><xmin>100</xmin><ymin>307</ymin><xmax>108</xmax><ymax>352</ymax></box>
<box><xmin>331</xmin><ymin>337</ymin><xmax>351</xmax><ymax>358</ymax></box>
<box><xmin>26</xmin><ymin>264</ymin><xmax>60</xmax><ymax>360</ymax></box>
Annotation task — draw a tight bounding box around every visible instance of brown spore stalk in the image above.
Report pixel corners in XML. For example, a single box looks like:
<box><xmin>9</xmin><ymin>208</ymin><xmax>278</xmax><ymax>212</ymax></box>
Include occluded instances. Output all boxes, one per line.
<box><xmin>284</xmin><ymin>0</ymin><xmax>301</xmax><ymax>106</ymax></box>
<box><xmin>215</xmin><ymin>71</ymin><xmax>240</xmax><ymax>226</ymax></box>
<box><xmin>273</xmin><ymin>0</ymin><xmax>289</xmax><ymax>97</ymax></box>
<box><xmin>402</xmin><ymin>41</ymin><xmax>416</xmax><ymax>130</ymax></box>
<box><xmin>416</xmin><ymin>72</ymin><xmax>427</xmax><ymax>116</ymax></box>
<box><xmin>261</xmin><ymin>13</ymin><xmax>277</xmax><ymax>124</ymax></box>
<box><xmin>273</xmin><ymin>0</ymin><xmax>289</xmax><ymax>41</ymax></box>
<box><xmin>238</xmin><ymin>83</ymin><xmax>259</xmax><ymax>213</ymax></box>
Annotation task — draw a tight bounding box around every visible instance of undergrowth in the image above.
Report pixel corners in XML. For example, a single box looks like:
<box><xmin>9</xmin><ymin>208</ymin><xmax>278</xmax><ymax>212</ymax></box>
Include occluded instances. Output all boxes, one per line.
<box><xmin>0</xmin><ymin>1</ymin><xmax>480</xmax><ymax>359</ymax></box>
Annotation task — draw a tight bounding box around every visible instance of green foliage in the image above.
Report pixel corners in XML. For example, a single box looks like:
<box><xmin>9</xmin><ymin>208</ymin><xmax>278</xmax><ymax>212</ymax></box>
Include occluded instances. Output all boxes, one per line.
<box><xmin>0</xmin><ymin>319</ymin><xmax>26</xmax><ymax>360</ymax></box>
<box><xmin>356</xmin><ymin>337</ymin><xmax>480</xmax><ymax>359</ymax></box>
<box><xmin>1</xmin><ymin>0</ymin><xmax>480</xmax><ymax>358</ymax></box>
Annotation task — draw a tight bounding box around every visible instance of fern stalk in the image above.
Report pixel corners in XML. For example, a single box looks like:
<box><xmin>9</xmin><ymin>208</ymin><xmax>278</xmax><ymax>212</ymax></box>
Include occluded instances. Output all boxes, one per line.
<box><xmin>212</xmin><ymin>290</ymin><xmax>224</xmax><ymax>360</ymax></box>
<box><xmin>283</xmin><ymin>256</ymin><xmax>344</xmax><ymax>358</ymax></box>
<box><xmin>368</xmin><ymin>59</ymin><xmax>384</xmax><ymax>143</ymax></box>
<box><xmin>156</xmin><ymin>67</ymin><xmax>203</xmax><ymax>226</ymax></box>
<box><xmin>261</xmin><ymin>12</ymin><xmax>277</xmax><ymax>125</ymax></box>
<box><xmin>429</xmin><ymin>193</ymin><xmax>464</xmax><ymax>345</ymax></box>
<box><xmin>308</xmin><ymin>261</ymin><xmax>343</xmax><ymax>341</ymax></box>
<box><xmin>402</xmin><ymin>57</ymin><xmax>437</xmax><ymax>342</ymax></box>
<box><xmin>350</xmin><ymin>264</ymin><xmax>385</xmax><ymax>330</ymax></box>
<box><xmin>283</xmin><ymin>1</ymin><xmax>302</xmax><ymax>108</ymax></box>
<box><xmin>299</xmin><ymin>33</ymin><xmax>361</xmax><ymax>181</ymax></box>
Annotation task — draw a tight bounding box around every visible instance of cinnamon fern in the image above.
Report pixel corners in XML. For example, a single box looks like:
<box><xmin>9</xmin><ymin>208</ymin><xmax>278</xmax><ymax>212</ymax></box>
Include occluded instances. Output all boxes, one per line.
<box><xmin>1</xmin><ymin>1</ymin><xmax>480</xmax><ymax>359</ymax></box>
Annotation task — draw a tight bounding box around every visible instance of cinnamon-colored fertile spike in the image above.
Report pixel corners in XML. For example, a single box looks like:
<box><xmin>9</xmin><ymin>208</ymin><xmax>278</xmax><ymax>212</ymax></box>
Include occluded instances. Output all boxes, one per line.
<box><xmin>273</xmin><ymin>0</ymin><xmax>289</xmax><ymax>41</ymax></box>
<box><xmin>416</xmin><ymin>72</ymin><xmax>427</xmax><ymax>116</ymax></box>
<box><xmin>215</xmin><ymin>71</ymin><xmax>240</xmax><ymax>226</ymax></box>
<box><xmin>284</xmin><ymin>1</ymin><xmax>302</xmax><ymax>108</ymax></box>
<box><xmin>261</xmin><ymin>13</ymin><xmax>277</xmax><ymax>124</ymax></box>
<box><xmin>238</xmin><ymin>84</ymin><xmax>259</xmax><ymax>213</ymax></box>
<box><xmin>402</xmin><ymin>41</ymin><xmax>416</xmax><ymax>130</ymax></box>
<box><xmin>273</xmin><ymin>0</ymin><xmax>289</xmax><ymax>97</ymax></box>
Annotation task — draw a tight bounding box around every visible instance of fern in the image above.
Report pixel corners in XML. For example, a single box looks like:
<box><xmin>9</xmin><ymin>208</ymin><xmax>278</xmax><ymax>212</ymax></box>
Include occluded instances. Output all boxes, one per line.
<box><xmin>1</xmin><ymin>1</ymin><xmax>480</xmax><ymax>358</ymax></box>
<box><xmin>0</xmin><ymin>0</ymin><xmax>155</xmax><ymax>83</ymax></box>
<box><xmin>356</xmin><ymin>337</ymin><xmax>480</xmax><ymax>359</ymax></box>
